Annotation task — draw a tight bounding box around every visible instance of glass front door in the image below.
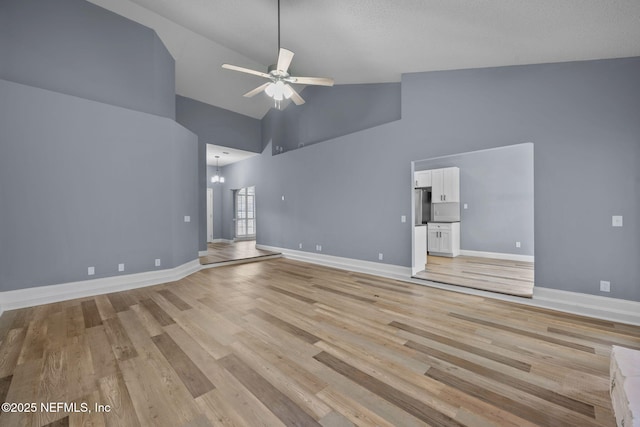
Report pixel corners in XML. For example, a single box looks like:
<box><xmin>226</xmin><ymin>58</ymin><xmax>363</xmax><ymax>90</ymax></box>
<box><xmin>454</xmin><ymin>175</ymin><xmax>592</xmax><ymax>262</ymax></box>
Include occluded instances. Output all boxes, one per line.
<box><xmin>235</xmin><ymin>186</ymin><xmax>255</xmax><ymax>239</ymax></box>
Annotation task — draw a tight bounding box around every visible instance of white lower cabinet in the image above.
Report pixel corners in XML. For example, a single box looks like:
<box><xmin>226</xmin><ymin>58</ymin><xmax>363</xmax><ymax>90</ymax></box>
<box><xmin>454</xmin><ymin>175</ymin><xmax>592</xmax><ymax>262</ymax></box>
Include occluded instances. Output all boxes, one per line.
<box><xmin>427</xmin><ymin>222</ymin><xmax>460</xmax><ymax>257</ymax></box>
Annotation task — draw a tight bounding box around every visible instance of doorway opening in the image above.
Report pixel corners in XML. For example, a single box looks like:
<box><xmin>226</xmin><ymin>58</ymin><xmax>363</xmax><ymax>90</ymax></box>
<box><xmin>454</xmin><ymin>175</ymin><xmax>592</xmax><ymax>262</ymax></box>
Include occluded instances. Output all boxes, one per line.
<box><xmin>411</xmin><ymin>143</ymin><xmax>535</xmax><ymax>298</ymax></box>
<box><xmin>200</xmin><ymin>184</ymin><xmax>279</xmax><ymax>266</ymax></box>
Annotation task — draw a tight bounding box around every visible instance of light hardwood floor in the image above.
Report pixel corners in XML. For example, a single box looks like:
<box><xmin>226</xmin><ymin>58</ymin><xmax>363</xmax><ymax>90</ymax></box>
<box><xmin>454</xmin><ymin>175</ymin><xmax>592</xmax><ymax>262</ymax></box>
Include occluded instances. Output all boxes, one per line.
<box><xmin>1</xmin><ymin>258</ymin><xmax>637</xmax><ymax>426</ymax></box>
<box><xmin>199</xmin><ymin>241</ymin><xmax>280</xmax><ymax>265</ymax></box>
<box><xmin>414</xmin><ymin>255</ymin><xmax>535</xmax><ymax>298</ymax></box>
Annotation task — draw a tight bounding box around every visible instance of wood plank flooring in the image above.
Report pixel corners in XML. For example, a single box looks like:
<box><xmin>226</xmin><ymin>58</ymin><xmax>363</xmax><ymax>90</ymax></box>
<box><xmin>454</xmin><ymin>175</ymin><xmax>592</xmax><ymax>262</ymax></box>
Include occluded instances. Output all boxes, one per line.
<box><xmin>1</xmin><ymin>258</ymin><xmax>637</xmax><ymax>426</ymax></box>
<box><xmin>199</xmin><ymin>241</ymin><xmax>280</xmax><ymax>265</ymax></box>
<box><xmin>414</xmin><ymin>255</ymin><xmax>535</xmax><ymax>297</ymax></box>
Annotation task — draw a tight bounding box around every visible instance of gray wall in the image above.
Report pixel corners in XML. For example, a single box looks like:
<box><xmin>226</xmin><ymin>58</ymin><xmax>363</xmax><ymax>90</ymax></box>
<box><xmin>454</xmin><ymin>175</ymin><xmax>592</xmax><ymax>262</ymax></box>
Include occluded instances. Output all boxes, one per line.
<box><xmin>221</xmin><ymin>57</ymin><xmax>640</xmax><ymax>302</ymax></box>
<box><xmin>0</xmin><ymin>79</ymin><xmax>198</xmax><ymax>291</ymax></box>
<box><xmin>0</xmin><ymin>0</ymin><xmax>175</xmax><ymax>119</ymax></box>
<box><xmin>0</xmin><ymin>0</ymin><xmax>198</xmax><ymax>293</ymax></box>
<box><xmin>263</xmin><ymin>83</ymin><xmax>401</xmax><ymax>154</ymax></box>
<box><xmin>415</xmin><ymin>143</ymin><xmax>534</xmax><ymax>256</ymax></box>
<box><xmin>176</xmin><ymin>95</ymin><xmax>262</xmax><ymax>153</ymax></box>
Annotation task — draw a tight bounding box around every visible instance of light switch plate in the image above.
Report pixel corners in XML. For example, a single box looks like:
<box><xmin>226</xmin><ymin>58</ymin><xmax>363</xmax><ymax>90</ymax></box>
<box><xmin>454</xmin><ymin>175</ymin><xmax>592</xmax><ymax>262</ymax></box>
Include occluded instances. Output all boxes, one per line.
<box><xmin>612</xmin><ymin>216</ymin><xmax>623</xmax><ymax>227</ymax></box>
<box><xmin>88</xmin><ymin>266</ymin><xmax>95</xmax><ymax>276</ymax></box>
<box><xmin>155</xmin><ymin>259</ymin><xmax>161</xmax><ymax>267</ymax></box>
<box><xmin>600</xmin><ymin>280</ymin><xmax>610</xmax><ymax>292</ymax></box>
<box><xmin>401</xmin><ymin>215</ymin><xmax>406</xmax><ymax>223</ymax></box>
<box><xmin>184</xmin><ymin>216</ymin><xmax>191</xmax><ymax>223</ymax></box>
<box><xmin>118</xmin><ymin>263</ymin><xmax>125</xmax><ymax>272</ymax></box>
<box><xmin>463</xmin><ymin>203</ymin><xmax>468</xmax><ymax>209</ymax></box>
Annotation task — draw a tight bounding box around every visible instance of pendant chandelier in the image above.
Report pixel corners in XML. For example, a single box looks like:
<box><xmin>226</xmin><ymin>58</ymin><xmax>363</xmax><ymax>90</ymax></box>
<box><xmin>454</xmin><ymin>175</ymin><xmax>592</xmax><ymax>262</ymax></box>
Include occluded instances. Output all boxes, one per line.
<box><xmin>212</xmin><ymin>156</ymin><xmax>225</xmax><ymax>183</ymax></box>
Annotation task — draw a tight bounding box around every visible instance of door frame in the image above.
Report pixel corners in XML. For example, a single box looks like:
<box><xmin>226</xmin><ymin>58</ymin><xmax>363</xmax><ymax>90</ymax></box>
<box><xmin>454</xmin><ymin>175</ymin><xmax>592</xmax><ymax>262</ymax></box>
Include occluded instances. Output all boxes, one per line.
<box><xmin>234</xmin><ymin>186</ymin><xmax>256</xmax><ymax>241</ymax></box>
<box><xmin>206</xmin><ymin>188</ymin><xmax>214</xmax><ymax>243</ymax></box>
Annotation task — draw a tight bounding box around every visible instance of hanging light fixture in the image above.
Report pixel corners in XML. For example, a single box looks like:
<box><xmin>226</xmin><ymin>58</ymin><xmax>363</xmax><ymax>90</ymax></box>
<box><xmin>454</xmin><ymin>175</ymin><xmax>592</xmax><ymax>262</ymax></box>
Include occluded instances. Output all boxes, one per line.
<box><xmin>221</xmin><ymin>0</ymin><xmax>334</xmax><ymax>109</ymax></box>
<box><xmin>211</xmin><ymin>155</ymin><xmax>225</xmax><ymax>183</ymax></box>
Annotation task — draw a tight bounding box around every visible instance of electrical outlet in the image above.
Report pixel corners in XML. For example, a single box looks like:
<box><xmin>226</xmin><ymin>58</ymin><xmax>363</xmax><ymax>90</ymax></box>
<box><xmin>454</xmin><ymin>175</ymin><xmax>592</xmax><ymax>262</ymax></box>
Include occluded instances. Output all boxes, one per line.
<box><xmin>281</xmin><ymin>195</ymin><xmax>285</xmax><ymax>201</ymax></box>
<box><xmin>516</xmin><ymin>241</ymin><xmax>521</xmax><ymax>248</ymax></box>
<box><xmin>316</xmin><ymin>245</ymin><xmax>322</xmax><ymax>252</ymax></box>
<box><xmin>612</xmin><ymin>216</ymin><xmax>623</xmax><ymax>227</ymax></box>
<box><xmin>600</xmin><ymin>280</ymin><xmax>611</xmax><ymax>292</ymax></box>
<box><xmin>378</xmin><ymin>253</ymin><xmax>383</xmax><ymax>261</ymax></box>
<box><xmin>463</xmin><ymin>203</ymin><xmax>468</xmax><ymax>209</ymax></box>
<box><xmin>88</xmin><ymin>266</ymin><xmax>95</xmax><ymax>276</ymax></box>
<box><xmin>155</xmin><ymin>259</ymin><xmax>161</xmax><ymax>267</ymax></box>
<box><xmin>299</xmin><ymin>243</ymin><xmax>302</xmax><ymax>249</ymax></box>
<box><xmin>118</xmin><ymin>263</ymin><xmax>125</xmax><ymax>272</ymax></box>
<box><xmin>184</xmin><ymin>215</ymin><xmax>191</xmax><ymax>223</ymax></box>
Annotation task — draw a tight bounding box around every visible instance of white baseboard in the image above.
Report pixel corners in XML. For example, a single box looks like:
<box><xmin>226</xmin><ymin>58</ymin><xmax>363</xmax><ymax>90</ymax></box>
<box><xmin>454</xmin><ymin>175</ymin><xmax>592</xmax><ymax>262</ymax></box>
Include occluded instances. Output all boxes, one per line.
<box><xmin>2</xmin><ymin>248</ymin><xmax>638</xmax><ymax>327</ymax></box>
<box><xmin>258</xmin><ymin>244</ymin><xmax>640</xmax><ymax>326</ymax></box>
<box><xmin>211</xmin><ymin>239</ymin><xmax>232</xmax><ymax>244</ymax></box>
<box><xmin>532</xmin><ymin>287</ymin><xmax>640</xmax><ymax>326</ymax></box>
<box><xmin>198</xmin><ymin>250</ymin><xmax>208</xmax><ymax>256</ymax></box>
<box><xmin>459</xmin><ymin>249</ymin><xmax>534</xmax><ymax>263</ymax></box>
<box><xmin>256</xmin><ymin>245</ymin><xmax>412</xmax><ymax>281</ymax></box>
<box><xmin>0</xmin><ymin>260</ymin><xmax>201</xmax><ymax>316</ymax></box>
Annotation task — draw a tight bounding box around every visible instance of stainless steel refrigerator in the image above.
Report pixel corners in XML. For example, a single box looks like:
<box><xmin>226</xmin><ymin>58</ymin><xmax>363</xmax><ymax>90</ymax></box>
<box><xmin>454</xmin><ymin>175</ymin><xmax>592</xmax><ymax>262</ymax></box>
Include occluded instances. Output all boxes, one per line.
<box><xmin>414</xmin><ymin>189</ymin><xmax>431</xmax><ymax>225</ymax></box>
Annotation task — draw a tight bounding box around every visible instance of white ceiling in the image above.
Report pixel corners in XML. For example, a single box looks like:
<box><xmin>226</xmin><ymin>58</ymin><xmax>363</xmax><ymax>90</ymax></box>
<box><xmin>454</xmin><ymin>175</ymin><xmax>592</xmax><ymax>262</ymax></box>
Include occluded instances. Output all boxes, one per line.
<box><xmin>206</xmin><ymin>144</ymin><xmax>258</xmax><ymax>167</ymax></box>
<box><xmin>90</xmin><ymin>0</ymin><xmax>640</xmax><ymax>120</ymax></box>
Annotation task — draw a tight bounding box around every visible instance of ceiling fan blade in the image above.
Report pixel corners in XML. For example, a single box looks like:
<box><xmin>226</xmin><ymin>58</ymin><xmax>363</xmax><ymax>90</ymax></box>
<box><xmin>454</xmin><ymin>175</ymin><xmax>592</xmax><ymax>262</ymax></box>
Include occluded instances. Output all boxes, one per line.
<box><xmin>287</xmin><ymin>85</ymin><xmax>305</xmax><ymax>105</ymax></box>
<box><xmin>243</xmin><ymin>82</ymin><xmax>271</xmax><ymax>98</ymax></box>
<box><xmin>222</xmin><ymin>64</ymin><xmax>270</xmax><ymax>79</ymax></box>
<box><xmin>288</xmin><ymin>76</ymin><xmax>334</xmax><ymax>86</ymax></box>
<box><xmin>277</xmin><ymin>48</ymin><xmax>294</xmax><ymax>73</ymax></box>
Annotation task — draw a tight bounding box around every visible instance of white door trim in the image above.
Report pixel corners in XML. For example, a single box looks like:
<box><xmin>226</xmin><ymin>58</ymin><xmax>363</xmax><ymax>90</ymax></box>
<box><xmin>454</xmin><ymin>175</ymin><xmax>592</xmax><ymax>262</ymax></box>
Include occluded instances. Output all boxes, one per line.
<box><xmin>206</xmin><ymin>188</ymin><xmax>214</xmax><ymax>243</ymax></box>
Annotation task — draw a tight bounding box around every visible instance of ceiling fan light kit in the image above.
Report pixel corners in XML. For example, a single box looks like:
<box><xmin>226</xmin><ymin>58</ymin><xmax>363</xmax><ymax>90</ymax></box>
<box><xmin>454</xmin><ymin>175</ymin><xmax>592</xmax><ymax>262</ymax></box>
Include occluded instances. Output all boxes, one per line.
<box><xmin>265</xmin><ymin>80</ymin><xmax>293</xmax><ymax>101</ymax></box>
<box><xmin>221</xmin><ymin>0</ymin><xmax>334</xmax><ymax>109</ymax></box>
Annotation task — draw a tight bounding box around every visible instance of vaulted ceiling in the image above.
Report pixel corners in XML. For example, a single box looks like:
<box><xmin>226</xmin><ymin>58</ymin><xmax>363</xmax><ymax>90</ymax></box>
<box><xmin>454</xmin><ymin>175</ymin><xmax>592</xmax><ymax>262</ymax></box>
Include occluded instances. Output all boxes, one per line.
<box><xmin>89</xmin><ymin>0</ymin><xmax>640</xmax><ymax>119</ymax></box>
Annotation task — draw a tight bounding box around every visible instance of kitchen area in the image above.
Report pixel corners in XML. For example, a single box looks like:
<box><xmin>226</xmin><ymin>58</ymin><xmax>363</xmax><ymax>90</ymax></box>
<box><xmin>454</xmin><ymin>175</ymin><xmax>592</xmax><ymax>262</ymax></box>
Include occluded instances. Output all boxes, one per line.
<box><xmin>412</xmin><ymin>167</ymin><xmax>461</xmax><ymax>274</ymax></box>
<box><xmin>410</xmin><ymin>143</ymin><xmax>535</xmax><ymax>298</ymax></box>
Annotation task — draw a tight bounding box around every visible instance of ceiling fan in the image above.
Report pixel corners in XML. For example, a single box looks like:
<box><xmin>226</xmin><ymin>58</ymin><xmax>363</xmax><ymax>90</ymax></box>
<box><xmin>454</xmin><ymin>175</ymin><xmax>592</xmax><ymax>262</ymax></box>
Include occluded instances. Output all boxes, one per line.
<box><xmin>221</xmin><ymin>0</ymin><xmax>334</xmax><ymax>107</ymax></box>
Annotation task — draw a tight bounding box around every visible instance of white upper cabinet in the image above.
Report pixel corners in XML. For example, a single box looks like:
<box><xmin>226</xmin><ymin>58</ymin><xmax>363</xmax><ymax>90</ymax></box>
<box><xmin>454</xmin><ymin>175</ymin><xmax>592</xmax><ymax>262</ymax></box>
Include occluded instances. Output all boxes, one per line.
<box><xmin>414</xmin><ymin>170</ymin><xmax>432</xmax><ymax>188</ymax></box>
<box><xmin>432</xmin><ymin>167</ymin><xmax>459</xmax><ymax>203</ymax></box>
